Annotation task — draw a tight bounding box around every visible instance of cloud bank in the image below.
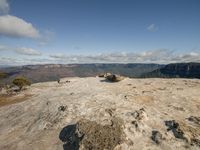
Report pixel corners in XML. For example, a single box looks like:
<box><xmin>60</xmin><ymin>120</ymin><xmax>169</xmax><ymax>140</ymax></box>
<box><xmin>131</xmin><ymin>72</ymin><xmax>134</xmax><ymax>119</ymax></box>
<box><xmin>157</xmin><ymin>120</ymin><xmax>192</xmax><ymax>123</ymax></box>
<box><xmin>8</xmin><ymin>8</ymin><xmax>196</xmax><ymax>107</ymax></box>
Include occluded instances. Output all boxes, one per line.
<box><xmin>1</xmin><ymin>49</ymin><xmax>200</xmax><ymax>66</ymax></box>
<box><xmin>49</xmin><ymin>49</ymin><xmax>200</xmax><ymax>64</ymax></box>
<box><xmin>0</xmin><ymin>45</ymin><xmax>42</xmax><ymax>56</ymax></box>
<box><xmin>15</xmin><ymin>47</ymin><xmax>41</xmax><ymax>56</ymax></box>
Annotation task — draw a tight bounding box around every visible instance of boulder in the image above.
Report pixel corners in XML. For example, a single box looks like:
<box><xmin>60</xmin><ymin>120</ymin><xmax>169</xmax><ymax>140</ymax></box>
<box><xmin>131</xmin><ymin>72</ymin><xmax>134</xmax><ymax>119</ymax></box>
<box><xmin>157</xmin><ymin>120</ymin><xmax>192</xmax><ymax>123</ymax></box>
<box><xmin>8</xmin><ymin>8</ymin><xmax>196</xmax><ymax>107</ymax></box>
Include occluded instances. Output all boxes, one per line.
<box><xmin>105</xmin><ymin>74</ymin><xmax>124</xmax><ymax>82</ymax></box>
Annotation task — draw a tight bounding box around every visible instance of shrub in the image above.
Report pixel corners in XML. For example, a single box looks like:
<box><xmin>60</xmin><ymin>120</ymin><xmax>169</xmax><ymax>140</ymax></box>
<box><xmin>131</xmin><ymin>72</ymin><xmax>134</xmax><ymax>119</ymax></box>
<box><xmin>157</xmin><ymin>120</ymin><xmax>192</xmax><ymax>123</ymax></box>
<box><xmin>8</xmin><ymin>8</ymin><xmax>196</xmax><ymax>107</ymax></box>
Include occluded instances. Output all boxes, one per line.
<box><xmin>12</xmin><ymin>77</ymin><xmax>31</xmax><ymax>90</ymax></box>
<box><xmin>0</xmin><ymin>72</ymin><xmax>8</xmax><ymax>79</ymax></box>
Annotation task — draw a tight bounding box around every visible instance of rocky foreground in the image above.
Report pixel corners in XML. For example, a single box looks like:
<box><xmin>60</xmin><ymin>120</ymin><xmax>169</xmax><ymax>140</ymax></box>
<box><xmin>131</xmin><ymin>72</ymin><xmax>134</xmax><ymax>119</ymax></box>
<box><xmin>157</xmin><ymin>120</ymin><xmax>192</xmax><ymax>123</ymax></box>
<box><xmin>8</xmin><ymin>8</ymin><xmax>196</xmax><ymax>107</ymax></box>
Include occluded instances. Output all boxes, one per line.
<box><xmin>0</xmin><ymin>77</ymin><xmax>200</xmax><ymax>150</ymax></box>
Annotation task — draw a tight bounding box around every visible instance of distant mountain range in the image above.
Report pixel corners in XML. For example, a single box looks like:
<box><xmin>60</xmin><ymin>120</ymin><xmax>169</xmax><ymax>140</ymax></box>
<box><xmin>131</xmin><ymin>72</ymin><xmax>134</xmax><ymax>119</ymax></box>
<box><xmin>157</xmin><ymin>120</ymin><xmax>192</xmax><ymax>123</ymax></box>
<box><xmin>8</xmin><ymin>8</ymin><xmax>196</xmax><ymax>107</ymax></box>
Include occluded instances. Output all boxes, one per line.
<box><xmin>0</xmin><ymin>63</ymin><xmax>200</xmax><ymax>85</ymax></box>
<box><xmin>142</xmin><ymin>62</ymin><xmax>200</xmax><ymax>78</ymax></box>
<box><xmin>0</xmin><ymin>64</ymin><xmax>162</xmax><ymax>84</ymax></box>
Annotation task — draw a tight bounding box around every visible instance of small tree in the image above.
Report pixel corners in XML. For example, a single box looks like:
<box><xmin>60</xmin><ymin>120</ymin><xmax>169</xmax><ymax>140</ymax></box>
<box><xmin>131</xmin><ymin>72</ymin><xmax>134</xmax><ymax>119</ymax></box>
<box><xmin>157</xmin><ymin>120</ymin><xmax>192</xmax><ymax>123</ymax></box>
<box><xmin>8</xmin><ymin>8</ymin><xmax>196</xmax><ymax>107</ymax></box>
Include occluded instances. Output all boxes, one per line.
<box><xmin>12</xmin><ymin>77</ymin><xmax>31</xmax><ymax>90</ymax></box>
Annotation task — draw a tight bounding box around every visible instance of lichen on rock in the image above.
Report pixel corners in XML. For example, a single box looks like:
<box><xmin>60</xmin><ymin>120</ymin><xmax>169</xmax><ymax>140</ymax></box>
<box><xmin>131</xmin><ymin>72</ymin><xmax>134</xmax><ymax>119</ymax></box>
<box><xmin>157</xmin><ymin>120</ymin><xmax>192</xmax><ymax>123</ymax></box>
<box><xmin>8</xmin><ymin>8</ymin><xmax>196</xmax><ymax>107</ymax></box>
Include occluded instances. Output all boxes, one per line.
<box><xmin>59</xmin><ymin>117</ymin><xmax>124</xmax><ymax>150</ymax></box>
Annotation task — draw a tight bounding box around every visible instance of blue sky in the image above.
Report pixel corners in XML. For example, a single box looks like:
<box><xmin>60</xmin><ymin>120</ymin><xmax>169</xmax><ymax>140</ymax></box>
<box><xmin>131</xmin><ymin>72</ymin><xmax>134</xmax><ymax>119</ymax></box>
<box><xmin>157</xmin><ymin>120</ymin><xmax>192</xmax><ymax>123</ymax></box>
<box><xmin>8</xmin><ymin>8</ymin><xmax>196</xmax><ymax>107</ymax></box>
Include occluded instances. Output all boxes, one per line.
<box><xmin>0</xmin><ymin>0</ymin><xmax>200</xmax><ymax>65</ymax></box>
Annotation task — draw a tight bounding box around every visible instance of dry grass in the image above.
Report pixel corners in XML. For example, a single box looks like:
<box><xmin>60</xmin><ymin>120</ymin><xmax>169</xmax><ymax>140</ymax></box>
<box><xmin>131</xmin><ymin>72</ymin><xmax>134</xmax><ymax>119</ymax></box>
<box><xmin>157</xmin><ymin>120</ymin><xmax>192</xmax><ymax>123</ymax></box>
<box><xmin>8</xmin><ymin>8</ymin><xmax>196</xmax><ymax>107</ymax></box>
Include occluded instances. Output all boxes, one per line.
<box><xmin>0</xmin><ymin>94</ymin><xmax>32</xmax><ymax>107</ymax></box>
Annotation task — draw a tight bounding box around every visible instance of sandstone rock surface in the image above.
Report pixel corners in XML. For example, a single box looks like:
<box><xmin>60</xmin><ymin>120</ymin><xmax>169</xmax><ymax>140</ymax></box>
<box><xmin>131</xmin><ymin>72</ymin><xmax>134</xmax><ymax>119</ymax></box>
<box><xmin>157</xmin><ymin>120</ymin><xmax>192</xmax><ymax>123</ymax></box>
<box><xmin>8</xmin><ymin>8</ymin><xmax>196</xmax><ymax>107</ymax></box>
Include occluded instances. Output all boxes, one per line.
<box><xmin>0</xmin><ymin>77</ymin><xmax>200</xmax><ymax>149</ymax></box>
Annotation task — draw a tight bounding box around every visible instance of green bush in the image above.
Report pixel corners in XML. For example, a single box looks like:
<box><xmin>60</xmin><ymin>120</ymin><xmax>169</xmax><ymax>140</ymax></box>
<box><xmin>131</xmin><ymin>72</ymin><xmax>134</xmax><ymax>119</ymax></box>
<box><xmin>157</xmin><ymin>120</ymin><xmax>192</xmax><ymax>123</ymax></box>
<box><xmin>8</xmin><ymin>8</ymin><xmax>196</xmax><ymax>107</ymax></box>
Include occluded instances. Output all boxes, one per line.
<box><xmin>12</xmin><ymin>77</ymin><xmax>31</xmax><ymax>90</ymax></box>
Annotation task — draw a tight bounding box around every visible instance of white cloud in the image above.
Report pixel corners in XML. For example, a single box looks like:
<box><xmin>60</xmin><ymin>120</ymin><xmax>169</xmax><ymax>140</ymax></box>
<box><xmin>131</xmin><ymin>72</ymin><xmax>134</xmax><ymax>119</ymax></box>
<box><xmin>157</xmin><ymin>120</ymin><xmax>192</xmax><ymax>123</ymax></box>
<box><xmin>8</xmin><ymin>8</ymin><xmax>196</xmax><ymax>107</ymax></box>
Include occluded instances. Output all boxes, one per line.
<box><xmin>0</xmin><ymin>0</ymin><xmax>9</xmax><ymax>15</ymax></box>
<box><xmin>172</xmin><ymin>53</ymin><xmax>200</xmax><ymax>62</ymax></box>
<box><xmin>147</xmin><ymin>24</ymin><xmax>158</xmax><ymax>32</ymax></box>
<box><xmin>0</xmin><ymin>45</ymin><xmax>42</xmax><ymax>56</ymax></box>
<box><xmin>49</xmin><ymin>53</ymin><xmax>67</xmax><ymax>59</ymax></box>
<box><xmin>15</xmin><ymin>47</ymin><xmax>41</xmax><ymax>56</ymax></box>
<box><xmin>0</xmin><ymin>15</ymin><xmax>40</xmax><ymax>39</ymax></box>
<box><xmin>189</xmin><ymin>52</ymin><xmax>199</xmax><ymax>56</ymax></box>
<box><xmin>0</xmin><ymin>56</ymin><xmax>57</xmax><ymax>66</ymax></box>
<box><xmin>0</xmin><ymin>1</ymin><xmax>52</xmax><ymax>45</ymax></box>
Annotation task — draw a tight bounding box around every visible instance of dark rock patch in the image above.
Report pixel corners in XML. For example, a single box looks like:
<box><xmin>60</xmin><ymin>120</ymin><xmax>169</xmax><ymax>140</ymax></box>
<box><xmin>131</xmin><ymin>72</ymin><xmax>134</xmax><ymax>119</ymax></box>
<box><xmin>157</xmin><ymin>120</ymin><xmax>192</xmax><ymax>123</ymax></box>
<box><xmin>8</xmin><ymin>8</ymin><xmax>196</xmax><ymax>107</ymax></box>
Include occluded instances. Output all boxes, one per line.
<box><xmin>165</xmin><ymin>120</ymin><xmax>200</xmax><ymax>147</ymax></box>
<box><xmin>151</xmin><ymin>130</ymin><xmax>163</xmax><ymax>144</ymax></box>
<box><xmin>165</xmin><ymin>120</ymin><xmax>185</xmax><ymax>139</ymax></box>
<box><xmin>58</xmin><ymin>105</ymin><xmax>67</xmax><ymax>112</ymax></box>
<box><xmin>188</xmin><ymin>116</ymin><xmax>200</xmax><ymax>126</ymax></box>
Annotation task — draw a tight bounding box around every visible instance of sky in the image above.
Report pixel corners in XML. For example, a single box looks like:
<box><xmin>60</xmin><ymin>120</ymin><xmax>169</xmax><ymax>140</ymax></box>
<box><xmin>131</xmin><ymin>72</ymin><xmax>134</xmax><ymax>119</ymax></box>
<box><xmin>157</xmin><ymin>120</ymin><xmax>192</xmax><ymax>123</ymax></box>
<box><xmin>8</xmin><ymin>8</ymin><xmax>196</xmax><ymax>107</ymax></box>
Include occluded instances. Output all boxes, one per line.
<box><xmin>0</xmin><ymin>0</ymin><xmax>200</xmax><ymax>65</ymax></box>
